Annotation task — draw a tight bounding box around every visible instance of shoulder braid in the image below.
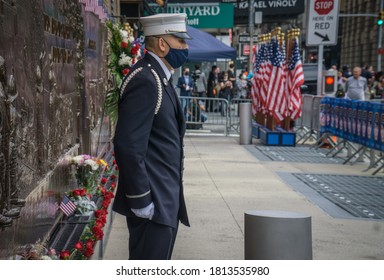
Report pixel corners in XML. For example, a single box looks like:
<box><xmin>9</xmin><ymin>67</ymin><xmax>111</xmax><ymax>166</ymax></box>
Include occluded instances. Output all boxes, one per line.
<box><xmin>119</xmin><ymin>66</ymin><xmax>162</xmax><ymax>115</ymax></box>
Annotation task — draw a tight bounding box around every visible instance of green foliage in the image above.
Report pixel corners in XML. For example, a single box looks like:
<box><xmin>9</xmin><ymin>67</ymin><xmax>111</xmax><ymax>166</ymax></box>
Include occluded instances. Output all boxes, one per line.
<box><xmin>105</xmin><ymin>20</ymin><xmax>142</xmax><ymax>125</ymax></box>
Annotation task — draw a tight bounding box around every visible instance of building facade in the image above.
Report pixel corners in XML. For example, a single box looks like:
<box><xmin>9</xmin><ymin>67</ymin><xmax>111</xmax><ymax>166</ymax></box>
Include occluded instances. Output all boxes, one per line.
<box><xmin>340</xmin><ymin>0</ymin><xmax>383</xmax><ymax>71</ymax></box>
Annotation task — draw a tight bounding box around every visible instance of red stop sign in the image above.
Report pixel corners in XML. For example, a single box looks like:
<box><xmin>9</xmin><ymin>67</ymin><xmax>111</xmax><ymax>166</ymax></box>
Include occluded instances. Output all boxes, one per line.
<box><xmin>314</xmin><ymin>0</ymin><xmax>334</xmax><ymax>15</ymax></box>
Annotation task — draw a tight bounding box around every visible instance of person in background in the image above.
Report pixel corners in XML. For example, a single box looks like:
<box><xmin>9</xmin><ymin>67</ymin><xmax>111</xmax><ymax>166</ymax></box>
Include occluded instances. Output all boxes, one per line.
<box><xmin>236</xmin><ymin>72</ymin><xmax>248</xmax><ymax>99</ymax></box>
<box><xmin>218</xmin><ymin>72</ymin><xmax>233</xmax><ymax>116</ymax></box>
<box><xmin>112</xmin><ymin>13</ymin><xmax>190</xmax><ymax>260</ymax></box>
<box><xmin>206</xmin><ymin>65</ymin><xmax>218</xmax><ymax>112</ymax></box>
<box><xmin>330</xmin><ymin>65</ymin><xmax>337</xmax><ymax>71</ymax></box>
<box><xmin>192</xmin><ymin>64</ymin><xmax>207</xmax><ymax>97</ymax></box>
<box><xmin>177</xmin><ymin>67</ymin><xmax>193</xmax><ymax>118</ymax></box>
<box><xmin>227</xmin><ymin>63</ymin><xmax>236</xmax><ymax>97</ymax></box>
<box><xmin>344</xmin><ymin>66</ymin><xmax>369</xmax><ymax>100</ymax></box>
<box><xmin>342</xmin><ymin>64</ymin><xmax>352</xmax><ymax>79</ymax></box>
<box><xmin>335</xmin><ymin>71</ymin><xmax>346</xmax><ymax>98</ymax></box>
<box><xmin>371</xmin><ymin>72</ymin><xmax>384</xmax><ymax>99</ymax></box>
<box><xmin>361</xmin><ymin>64</ymin><xmax>373</xmax><ymax>82</ymax></box>
<box><xmin>246</xmin><ymin>72</ymin><xmax>254</xmax><ymax>99</ymax></box>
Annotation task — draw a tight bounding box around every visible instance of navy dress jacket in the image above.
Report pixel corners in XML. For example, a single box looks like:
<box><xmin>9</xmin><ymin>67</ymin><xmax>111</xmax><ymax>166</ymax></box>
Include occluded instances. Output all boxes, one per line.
<box><xmin>112</xmin><ymin>53</ymin><xmax>189</xmax><ymax>228</ymax></box>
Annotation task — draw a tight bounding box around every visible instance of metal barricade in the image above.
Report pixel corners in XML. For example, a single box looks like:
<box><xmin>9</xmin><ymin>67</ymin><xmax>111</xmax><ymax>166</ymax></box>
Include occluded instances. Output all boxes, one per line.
<box><xmin>296</xmin><ymin>95</ymin><xmax>323</xmax><ymax>144</ymax></box>
<box><xmin>295</xmin><ymin>94</ymin><xmax>314</xmax><ymax>142</ymax></box>
<box><xmin>179</xmin><ymin>96</ymin><xmax>230</xmax><ymax>136</ymax></box>
<box><xmin>311</xmin><ymin>96</ymin><xmax>323</xmax><ymax>136</ymax></box>
<box><xmin>178</xmin><ymin>96</ymin><xmax>253</xmax><ymax>136</ymax></box>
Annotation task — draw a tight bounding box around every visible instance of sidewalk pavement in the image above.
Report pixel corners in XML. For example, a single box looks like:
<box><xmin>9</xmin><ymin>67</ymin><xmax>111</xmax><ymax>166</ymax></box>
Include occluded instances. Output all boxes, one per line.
<box><xmin>102</xmin><ymin>136</ymin><xmax>384</xmax><ymax>260</ymax></box>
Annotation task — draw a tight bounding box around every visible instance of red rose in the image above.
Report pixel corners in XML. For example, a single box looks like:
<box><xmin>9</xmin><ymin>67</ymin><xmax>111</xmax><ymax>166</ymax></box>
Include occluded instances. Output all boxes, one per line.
<box><xmin>84</xmin><ymin>247</ymin><xmax>94</xmax><ymax>258</ymax></box>
<box><xmin>105</xmin><ymin>191</ymin><xmax>115</xmax><ymax>199</ymax></box>
<box><xmin>80</xmin><ymin>189</ymin><xmax>87</xmax><ymax>196</ymax></box>
<box><xmin>74</xmin><ymin>242</ymin><xmax>83</xmax><ymax>250</ymax></box>
<box><xmin>73</xmin><ymin>189</ymin><xmax>81</xmax><ymax>196</ymax></box>
<box><xmin>121</xmin><ymin>41</ymin><xmax>128</xmax><ymax>48</ymax></box>
<box><xmin>113</xmin><ymin>160</ymin><xmax>117</xmax><ymax>165</ymax></box>
<box><xmin>102</xmin><ymin>200</ymin><xmax>111</xmax><ymax>209</ymax></box>
<box><xmin>131</xmin><ymin>47</ymin><xmax>138</xmax><ymax>55</ymax></box>
<box><xmin>101</xmin><ymin>177</ymin><xmax>108</xmax><ymax>185</ymax></box>
<box><xmin>94</xmin><ymin>209</ymin><xmax>107</xmax><ymax>218</ymax></box>
<box><xmin>95</xmin><ymin>220</ymin><xmax>104</xmax><ymax>228</ymax></box>
<box><xmin>92</xmin><ymin>226</ymin><xmax>104</xmax><ymax>240</ymax></box>
<box><xmin>97</xmin><ymin>216</ymin><xmax>107</xmax><ymax>225</ymax></box>
<box><xmin>85</xmin><ymin>239</ymin><xmax>95</xmax><ymax>249</ymax></box>
<box><xmin>60</xmin><ymin>250</ymin><xmax>70</xmax><ymax>260</ymax></box>
<box><xmin>110</xmin><ymin>174</ymin><xmax>116</xmax><ymax>181</ymax></box>
<box><xmin>110</xmin><ymin>182</ymin><xmax>117</xmax><ymax>189</ymax></box>
<box><xmin>122</xmin><ymin>68</ymin><xmax>130</xmax><ymax>76</ymax></box>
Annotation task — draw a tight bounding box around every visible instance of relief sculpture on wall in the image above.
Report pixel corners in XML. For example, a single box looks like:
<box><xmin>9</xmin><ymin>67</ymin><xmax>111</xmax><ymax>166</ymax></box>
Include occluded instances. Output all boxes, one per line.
<box><xmin>0</xmin><ymin>0</ymin><xmax>108</xmax><ymax>259</ymax></box>
<box><xmin>0</xmin><ymin>55</ymin><xmax>25</xmax><ymax>229</ymax></box>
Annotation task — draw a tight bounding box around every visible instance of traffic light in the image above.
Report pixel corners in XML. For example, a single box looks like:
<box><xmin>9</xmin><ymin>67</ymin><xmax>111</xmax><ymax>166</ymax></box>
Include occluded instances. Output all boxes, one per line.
<box><xmin>322</xmin><ymin>70</ymin><xmax>337</xmax><ymax>95</ymax></box>
<box><xmin>378</xmin><ymin>11</ymin><xmax>384</xmax><ymax>26</ymax></box>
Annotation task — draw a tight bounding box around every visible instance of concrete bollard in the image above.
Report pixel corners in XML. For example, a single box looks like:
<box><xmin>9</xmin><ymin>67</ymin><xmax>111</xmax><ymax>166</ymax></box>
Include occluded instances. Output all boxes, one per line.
<box><xmin>244</xmin><ymin>210</ymin><xmax>312</xmax><ymax>260</ymax></box>
<box><xmin>239</xmin><ymin>102</ymin><xmax>252</xmax><ymax>145</ymax></box>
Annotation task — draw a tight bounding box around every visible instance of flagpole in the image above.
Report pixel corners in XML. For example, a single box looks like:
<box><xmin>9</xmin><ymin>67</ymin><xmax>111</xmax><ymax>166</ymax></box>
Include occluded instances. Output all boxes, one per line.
<box><xmin>283</xmin><ymin>30</ymin><xmax>292</xmax><ymax>131</ymax></box>
<box><xmin>317</xmin><ymin>45</ymin><xmax>324</xmax><ymax>96</ymax></box>
<box><xmin>248</xmin><ymin>0</ymin><xmax>255</xmax><ymax>73</ymax></box>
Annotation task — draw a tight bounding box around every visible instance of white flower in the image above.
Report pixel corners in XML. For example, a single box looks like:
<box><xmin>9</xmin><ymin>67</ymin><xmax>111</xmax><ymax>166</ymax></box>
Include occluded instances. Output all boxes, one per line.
<box><xmin>119</xmin><ymin>30</ymin><xmax>128</xmax><ymax>39</ymax></box>
<box><xmin>118</xmin><ymin>53</ymin><xmax>132</xmax><ymax>66</ymax></box>
<box><xmin>128</xmin><ymin>35</ymin><xmax>135</xmax><ymax>43</ymax></box>
<box><xmin>72</xmin><ymin>155</ymin><xmax>85</xmax><ymax>165</ymax></box>
<box><xmin>84</xmin><ymin>159</ymin><xmax>99</xmax><ymax>171</ymax></box>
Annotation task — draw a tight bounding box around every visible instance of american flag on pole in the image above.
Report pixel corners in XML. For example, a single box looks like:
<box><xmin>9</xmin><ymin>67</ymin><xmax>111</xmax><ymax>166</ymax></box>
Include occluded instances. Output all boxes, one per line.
<box><xmin>266</xmin><ymin>37</ymin><xmax>286</xmax><ymax>122</ymax></box>
<box><xmin>280</xmin><ymin>39</ymin><xmax>289</xmax><ymax>119</ymax></box>
<box><xmin>60</xmin><ymin>195</ymin><xmax>77</xmax><ymax>216</ymax></box>
<box><xmin>287</xmin><ymin>38</ymin><xmax>304</xmax><ymax>120</ymax></box>
<box><xmin>251</xmin><ymin>44</ymin><xmax>259</xmax><ymax>115</ymax></box>
<box><xmin>259</xmin><ymin>42</ymin><xmax>271</xmax><ymax>113</ymax></box>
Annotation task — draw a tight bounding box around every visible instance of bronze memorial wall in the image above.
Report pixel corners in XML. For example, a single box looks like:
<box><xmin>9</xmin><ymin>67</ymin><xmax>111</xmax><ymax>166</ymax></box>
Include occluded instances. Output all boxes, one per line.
<box><xmin>0</xmin><ymin>0</ymin><xmax>108</xmax><ymax>259</ymax></box>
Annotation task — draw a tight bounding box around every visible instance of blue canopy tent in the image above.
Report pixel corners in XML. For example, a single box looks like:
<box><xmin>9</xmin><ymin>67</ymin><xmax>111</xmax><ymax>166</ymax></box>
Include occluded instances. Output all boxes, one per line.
<box><xmin>186</xmin><ymin>26</ymin><xmax>236</xmax><ymax>62</ymax></box>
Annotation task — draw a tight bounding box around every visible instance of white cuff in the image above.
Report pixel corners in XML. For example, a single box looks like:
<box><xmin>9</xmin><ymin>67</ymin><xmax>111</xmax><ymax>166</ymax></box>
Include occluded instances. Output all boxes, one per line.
<box><xmin>131</xmin><ymin>202</ymin><xmax>155</xmax><ymax>220</ymax></box>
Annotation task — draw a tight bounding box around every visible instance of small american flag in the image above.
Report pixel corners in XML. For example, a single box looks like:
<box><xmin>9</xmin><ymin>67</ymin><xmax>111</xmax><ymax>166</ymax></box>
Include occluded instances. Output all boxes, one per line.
<box><xmin>60</xmin><ymin>195</ymin><xmax>77</xmax><ymax>216</ymax></box>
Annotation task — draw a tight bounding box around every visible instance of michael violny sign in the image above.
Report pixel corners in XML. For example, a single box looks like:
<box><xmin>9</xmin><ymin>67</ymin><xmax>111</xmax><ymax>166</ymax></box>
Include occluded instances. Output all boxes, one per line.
<box><xmin>234</xmin><ymin>0</ymin><xmax>304</xmax><ymax>16</ymax></box>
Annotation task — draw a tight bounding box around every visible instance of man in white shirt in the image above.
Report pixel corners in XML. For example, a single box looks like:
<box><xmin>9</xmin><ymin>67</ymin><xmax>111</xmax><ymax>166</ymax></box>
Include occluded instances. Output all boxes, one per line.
<box><xmin>345</xmin><ymin>66</ymin><xmax>368</xmax><ymax>100</ymax></box>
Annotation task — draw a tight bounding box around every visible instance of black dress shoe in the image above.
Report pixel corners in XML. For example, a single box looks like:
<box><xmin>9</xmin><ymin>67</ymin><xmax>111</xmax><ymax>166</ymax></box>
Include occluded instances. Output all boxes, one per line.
<box><xmin>10</xmin><ymin>198</ymin><xmax>26</xmax><ymax>207</ymax></box>
<box><xmin>0</xmin><ymin>214</ymin><xmax>13</xmax><ymax>227</ymax></box>
<box><xmin>3</xmin><ymin>207</ymin><xmax>21</xmax><ymax>219</ymax></box>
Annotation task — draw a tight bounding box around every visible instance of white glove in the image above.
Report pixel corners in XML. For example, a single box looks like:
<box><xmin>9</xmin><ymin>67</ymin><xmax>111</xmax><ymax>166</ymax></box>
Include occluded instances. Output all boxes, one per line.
<box><xmin>131</xmin><ymin>202</ymin><xmax>154</xmax><ymax>220</ymax></box>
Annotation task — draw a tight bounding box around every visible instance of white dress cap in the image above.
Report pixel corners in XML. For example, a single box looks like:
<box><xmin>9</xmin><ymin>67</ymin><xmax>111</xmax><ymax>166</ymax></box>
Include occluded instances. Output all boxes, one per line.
<box><xmin>140</xmin><ymin>13</ymin><xmax>191</xmax><ymax>39</ymax></box>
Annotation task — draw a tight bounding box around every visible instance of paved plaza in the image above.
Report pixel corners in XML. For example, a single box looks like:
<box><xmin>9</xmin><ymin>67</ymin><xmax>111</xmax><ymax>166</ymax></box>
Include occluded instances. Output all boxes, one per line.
<box><xmin>102</xmin><ymin>136</ymin><xmax>384</xmax><ymax>260</ymax></box>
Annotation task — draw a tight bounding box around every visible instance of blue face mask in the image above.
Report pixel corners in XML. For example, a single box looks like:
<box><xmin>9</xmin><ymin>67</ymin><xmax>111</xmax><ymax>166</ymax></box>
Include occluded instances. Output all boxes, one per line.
<box><xmin>162</xmin><ymin>38</ymin><xmax>189</xmax><ymax>69</ymax></box>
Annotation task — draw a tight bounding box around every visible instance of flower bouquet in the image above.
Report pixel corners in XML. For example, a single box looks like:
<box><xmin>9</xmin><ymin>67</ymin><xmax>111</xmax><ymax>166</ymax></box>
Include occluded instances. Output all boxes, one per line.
<box><xmin>105</xmin><ymin>21</ymin><xmax>142</xmax><ymax>125</ymax></box>
<box><xmin>66</xmin><ymin>154</ymin><xmax>106</xmax><ymax>194</ymax></box>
